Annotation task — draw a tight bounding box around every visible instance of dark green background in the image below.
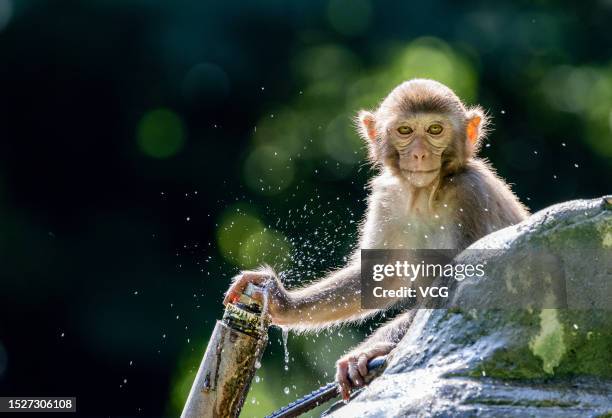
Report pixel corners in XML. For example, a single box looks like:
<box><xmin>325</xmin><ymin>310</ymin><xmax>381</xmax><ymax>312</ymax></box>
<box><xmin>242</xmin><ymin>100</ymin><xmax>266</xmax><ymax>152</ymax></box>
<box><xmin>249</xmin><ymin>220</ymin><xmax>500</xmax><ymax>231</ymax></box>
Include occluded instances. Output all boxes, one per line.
<box><xmin>0</xmin><ymin>0</ymin><xmax>610</xmax><ymax>416</ymax></box>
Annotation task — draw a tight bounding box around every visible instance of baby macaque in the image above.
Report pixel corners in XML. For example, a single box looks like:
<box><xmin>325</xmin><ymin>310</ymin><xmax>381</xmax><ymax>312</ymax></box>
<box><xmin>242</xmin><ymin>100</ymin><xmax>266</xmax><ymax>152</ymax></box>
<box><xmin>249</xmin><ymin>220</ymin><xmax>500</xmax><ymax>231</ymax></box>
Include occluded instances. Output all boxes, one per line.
<box><xmin>224</xmin><ymin>79</ymin><xmax>528</xmax><ymax>399</ymax></box>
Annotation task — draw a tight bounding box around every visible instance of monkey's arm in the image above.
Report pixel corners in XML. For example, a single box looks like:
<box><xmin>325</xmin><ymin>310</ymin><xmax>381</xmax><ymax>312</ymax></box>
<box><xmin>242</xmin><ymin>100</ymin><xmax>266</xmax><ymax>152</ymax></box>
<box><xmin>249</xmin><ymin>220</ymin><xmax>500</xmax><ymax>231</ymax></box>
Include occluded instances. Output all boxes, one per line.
<box><xmin>224</xmin><ymin>260</ymin><xmax>380</xmax><ymax>330</ymax></box>
<box><xmin>281</xmin><ymin>261</ymin><xmax>373</xmax><ymax>329</ymax></box>
<box><xmin>356</xmin><ymin>309</ymin><xmax>417</xmax><ymax>348</ymax></box>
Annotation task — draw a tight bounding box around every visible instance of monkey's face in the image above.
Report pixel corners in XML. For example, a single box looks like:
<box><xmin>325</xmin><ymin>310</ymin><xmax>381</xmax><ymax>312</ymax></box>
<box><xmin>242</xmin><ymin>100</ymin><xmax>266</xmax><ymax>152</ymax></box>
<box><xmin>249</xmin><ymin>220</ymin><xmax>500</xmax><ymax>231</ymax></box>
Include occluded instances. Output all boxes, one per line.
<box><xmin>357</xmin><ymin>79</ymin><xmax>488</xmax><ymax>186</ymax></box>
<box><xmin>384</xmin><ymin>113</ymin><xmax>456</xmax><ymax>187</ymax></box>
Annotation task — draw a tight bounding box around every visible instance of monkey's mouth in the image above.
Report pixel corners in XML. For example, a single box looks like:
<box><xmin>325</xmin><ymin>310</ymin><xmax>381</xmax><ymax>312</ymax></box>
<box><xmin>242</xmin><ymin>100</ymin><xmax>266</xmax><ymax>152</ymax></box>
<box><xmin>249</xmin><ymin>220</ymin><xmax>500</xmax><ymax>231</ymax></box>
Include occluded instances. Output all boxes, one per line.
<box><xmin>400</xmin><ymin>168</ymin><xmax>440</xmax><ymax>187</ymax></box>
<box><xmin>402</xmin><ymin>168</ymin><xmax>439</xmax><ymax>174</ymax></box>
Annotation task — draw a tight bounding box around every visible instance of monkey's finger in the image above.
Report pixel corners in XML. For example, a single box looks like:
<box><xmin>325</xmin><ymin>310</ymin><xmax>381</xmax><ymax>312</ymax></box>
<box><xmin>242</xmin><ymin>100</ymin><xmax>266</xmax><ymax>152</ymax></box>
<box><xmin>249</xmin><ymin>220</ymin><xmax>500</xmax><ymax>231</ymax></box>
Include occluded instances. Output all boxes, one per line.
<box><xmin>223</xmin><ymin>273</ymin><xmax>266</xmax><ymax>305</ymax></box>
<box><xmin>222</xmin><ymin>287</ymin><xmax>236</xmax><ymax>305</ymax></box>
<box><xmin>357</xmin><ymin>353</ymin><xmax>369</xmax><ymax>377</ymax></box>
<box><xmin>337</xmin><ymin>381</ymin><xmax>350</xmax><ymax>402</ymax></box>
<box><xmin>223</xmin><ymin>275</ymin><xmax>245</xmax><ymax>305</ymax></box>
<box><xmin>335</xmin><ymin>362</ymin><xmax>351</xmax><ymax>400</ymax></box>
<box><xmin>347</xmin><ymin>359</ymin><xmax>363</xmax><ymax>387</ymax></box>
<box><xmin>223</xmin><ymin>283</ymin><xmax>243</xmax><ymax>305</ymax></box>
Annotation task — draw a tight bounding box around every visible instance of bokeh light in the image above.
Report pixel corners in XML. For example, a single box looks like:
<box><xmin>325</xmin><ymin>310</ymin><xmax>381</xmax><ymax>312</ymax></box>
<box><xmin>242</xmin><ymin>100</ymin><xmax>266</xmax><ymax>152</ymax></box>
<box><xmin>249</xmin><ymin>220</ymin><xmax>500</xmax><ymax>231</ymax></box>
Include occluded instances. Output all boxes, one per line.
<box><xmin>293</xmin><ymin>45</ymin><xmax>361</xmax><ymax>89</ymax></box>
<box><xmin>347</xmin><ymin>37</ymin><xmax>478</xmax><ymax>107</ymax></box>
<box><xmin>252</xmin><ymin>109</ymin><xmax>304</xmax><ymax>155</ymax></box>
<box><xmin>243</xmin><ymin>145</ymin><xmax>295</xmax><ymax>196</ymax></box>
<box><xmin>216</xmin><ymin>206</ymin><xmax>264</xmax><ymax>264</ymax></box>
<box><xmin>216</xmin><ymin>205</ymin><xmax>292</xmax><ymax>268</ymax></box>
<box><xmin>239</xmin><ymin>228</ymin><xmax>292</xmax><ymax>269</ymax></box>
<box><xmin>137</xmin><ymin>108</ymin><xmax>185</xmax><ymax>158</ymax></box>
<box><xmin>540</xmin><ymin>65</ymin><xmax>612</xmax><ymax>157</ymax></box>
<box><xmin>394</xmin><ymin>38</ymin><xmax>477</xmax><ymax>102</ymax></box>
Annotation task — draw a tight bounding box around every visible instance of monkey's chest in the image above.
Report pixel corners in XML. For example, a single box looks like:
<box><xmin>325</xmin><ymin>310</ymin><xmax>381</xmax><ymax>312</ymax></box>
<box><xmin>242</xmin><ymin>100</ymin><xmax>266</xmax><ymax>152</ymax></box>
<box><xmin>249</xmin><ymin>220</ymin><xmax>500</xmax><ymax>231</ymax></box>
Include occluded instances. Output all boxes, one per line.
<box><xmin>379</xmin><ymin>215</ymin><xmax>457</xmax><ymax>250</ymax></box>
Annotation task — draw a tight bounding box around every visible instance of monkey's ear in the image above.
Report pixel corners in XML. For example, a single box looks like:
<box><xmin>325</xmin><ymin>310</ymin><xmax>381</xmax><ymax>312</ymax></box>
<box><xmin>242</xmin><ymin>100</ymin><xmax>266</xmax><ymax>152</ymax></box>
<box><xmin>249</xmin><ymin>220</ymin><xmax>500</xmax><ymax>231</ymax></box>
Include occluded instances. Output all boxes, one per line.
<box><xmin>356</xmin><ymin>110</ymin><xmax>377</xmax><ymax>142</ymax></box>
<box><xmin>465</xmin><ymin>107</ymin><xmax>489</xmax><ymax>147</ymax></box>
<box><xmin>466</xmin><ymin>115</ymin><xmax>481</xmax><ymax>144</ymax></box>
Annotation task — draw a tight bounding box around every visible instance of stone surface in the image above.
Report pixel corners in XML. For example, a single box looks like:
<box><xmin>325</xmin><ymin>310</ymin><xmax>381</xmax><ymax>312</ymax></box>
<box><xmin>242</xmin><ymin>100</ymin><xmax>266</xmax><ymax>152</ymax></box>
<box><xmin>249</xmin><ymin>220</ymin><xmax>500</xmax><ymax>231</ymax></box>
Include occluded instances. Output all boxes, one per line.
<box><xmin>326</xmin><ymin>197</ymin><xmax>612</xmax><ymax>417</ymax></box>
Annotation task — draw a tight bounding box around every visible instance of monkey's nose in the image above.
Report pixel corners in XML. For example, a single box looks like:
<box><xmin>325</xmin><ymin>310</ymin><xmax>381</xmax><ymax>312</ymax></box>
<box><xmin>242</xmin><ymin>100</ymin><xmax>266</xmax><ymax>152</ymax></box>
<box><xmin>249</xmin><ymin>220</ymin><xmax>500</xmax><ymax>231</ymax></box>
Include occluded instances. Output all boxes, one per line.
<box><xmin>411</xmin><ymin>151</ymin><xmax>427</xmax><ymax>161</ymax></box>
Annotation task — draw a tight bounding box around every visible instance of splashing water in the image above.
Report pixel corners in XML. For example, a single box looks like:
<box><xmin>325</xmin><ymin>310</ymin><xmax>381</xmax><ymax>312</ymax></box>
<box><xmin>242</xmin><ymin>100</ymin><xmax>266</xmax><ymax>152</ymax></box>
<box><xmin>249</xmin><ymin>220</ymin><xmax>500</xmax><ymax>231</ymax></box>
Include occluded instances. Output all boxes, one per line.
<box><xmin>281</xmin><ymin>326</ymin><xmax>290</xmax><ymax>371</ymax></box>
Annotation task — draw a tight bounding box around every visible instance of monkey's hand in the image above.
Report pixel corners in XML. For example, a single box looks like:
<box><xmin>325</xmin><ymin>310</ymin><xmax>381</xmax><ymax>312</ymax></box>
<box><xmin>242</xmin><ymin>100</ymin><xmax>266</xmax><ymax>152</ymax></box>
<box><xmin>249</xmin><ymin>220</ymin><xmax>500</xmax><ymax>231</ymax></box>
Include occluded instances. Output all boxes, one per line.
<box><xmin>335</xmin><ymin>342</ymin><xmax>395</xmax><ymax>401</ymax></box>
<box><xmin>222</xmin><ymin>266</ymin><xmax>291</xmax><ymax>325</ymax></box>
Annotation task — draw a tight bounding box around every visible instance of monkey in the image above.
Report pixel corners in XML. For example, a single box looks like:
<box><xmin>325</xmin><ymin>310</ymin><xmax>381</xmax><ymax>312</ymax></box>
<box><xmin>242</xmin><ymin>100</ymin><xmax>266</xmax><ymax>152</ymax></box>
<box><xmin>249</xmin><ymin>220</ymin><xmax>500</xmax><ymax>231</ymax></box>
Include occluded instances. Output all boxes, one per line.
<box><xmin>224</xmin><ymin>79</ymin><xmax>529</xmax><ymax>400</ymax></box>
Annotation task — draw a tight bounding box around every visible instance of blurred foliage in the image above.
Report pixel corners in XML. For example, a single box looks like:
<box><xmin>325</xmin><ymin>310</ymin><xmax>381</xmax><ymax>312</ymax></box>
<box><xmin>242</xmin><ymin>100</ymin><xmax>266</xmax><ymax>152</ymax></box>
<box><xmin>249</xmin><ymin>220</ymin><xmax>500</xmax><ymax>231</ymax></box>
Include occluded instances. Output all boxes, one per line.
<box><xmin>539</xmin><ymin>64</ymin><xmax>612</xmax><ymax>157</ymax></box>
<box><xmin>0</xmin><ymin>0</ymin><xmax>610</xmax><ymax>416</ymax></box>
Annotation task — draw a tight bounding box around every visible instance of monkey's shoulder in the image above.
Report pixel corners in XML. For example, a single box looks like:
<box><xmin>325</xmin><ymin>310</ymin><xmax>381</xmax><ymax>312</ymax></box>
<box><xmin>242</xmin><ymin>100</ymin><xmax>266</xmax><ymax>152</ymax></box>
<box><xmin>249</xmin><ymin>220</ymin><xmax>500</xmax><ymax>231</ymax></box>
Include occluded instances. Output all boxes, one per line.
<box><xmin>440</xmin><ymin>159</ymin><xmax>529</xmax><ymax>227</ymax></box>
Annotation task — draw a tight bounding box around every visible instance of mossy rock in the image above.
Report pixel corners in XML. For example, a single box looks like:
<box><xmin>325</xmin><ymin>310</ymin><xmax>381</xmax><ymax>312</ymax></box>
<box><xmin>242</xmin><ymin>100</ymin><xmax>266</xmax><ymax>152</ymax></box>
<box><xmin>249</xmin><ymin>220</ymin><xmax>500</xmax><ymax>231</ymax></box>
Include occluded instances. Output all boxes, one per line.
<box><xmin>326</xmin><ymin>197</ymin><xmax>612</xmax><ymax>417</ymax></box>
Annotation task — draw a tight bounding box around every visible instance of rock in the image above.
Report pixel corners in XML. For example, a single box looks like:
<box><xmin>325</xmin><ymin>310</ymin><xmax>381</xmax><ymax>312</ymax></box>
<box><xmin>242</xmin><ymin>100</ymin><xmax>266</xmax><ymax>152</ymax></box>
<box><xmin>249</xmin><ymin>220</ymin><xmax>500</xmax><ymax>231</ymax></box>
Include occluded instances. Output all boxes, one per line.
<box><xmin>325</xmin><ymin>197</ymin><xmax>612</xmax><ymax>417</ymax></box>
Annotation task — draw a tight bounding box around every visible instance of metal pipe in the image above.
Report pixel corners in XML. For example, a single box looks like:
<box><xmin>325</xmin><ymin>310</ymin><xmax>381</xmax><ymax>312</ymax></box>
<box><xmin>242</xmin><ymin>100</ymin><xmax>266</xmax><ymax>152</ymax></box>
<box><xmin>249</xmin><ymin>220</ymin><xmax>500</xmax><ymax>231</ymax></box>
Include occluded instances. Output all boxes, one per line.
<box><xmin>181</xmin><ymin>284</ymin><xmax>269</xmax><ymax>418</ymax></box>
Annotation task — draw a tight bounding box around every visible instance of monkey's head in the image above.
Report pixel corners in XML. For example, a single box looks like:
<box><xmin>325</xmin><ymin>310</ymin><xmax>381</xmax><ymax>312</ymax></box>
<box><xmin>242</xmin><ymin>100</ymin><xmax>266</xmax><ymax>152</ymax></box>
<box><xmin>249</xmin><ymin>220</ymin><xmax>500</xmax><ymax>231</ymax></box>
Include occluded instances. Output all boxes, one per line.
<box><xmin>357</xmin><ymin>79</ymin><xmax>489</xmax><ymax>188</ymax></box>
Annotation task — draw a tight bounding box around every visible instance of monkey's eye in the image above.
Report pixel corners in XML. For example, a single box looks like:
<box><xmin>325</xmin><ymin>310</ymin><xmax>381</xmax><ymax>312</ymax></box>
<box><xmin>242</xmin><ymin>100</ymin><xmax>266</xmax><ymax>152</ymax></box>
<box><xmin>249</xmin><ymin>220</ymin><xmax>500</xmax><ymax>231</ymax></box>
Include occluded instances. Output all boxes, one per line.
<box><xmin>397</xmin><ymin>126</ymin><xmax>413</xmax><ymax>135</ymax></box>
<box><xmin>427</xmin><ymin>124</ymin><xmax>443</xmax><ymax>135</ymax></box>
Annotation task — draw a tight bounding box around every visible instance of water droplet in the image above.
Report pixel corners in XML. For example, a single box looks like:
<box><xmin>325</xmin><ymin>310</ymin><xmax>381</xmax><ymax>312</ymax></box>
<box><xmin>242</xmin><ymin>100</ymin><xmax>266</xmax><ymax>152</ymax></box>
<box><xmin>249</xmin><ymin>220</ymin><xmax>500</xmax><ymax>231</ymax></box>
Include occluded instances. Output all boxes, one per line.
<box><xmin>281</xmin><ymin>327</ymin><xmax>290</xmax><ymax>371</ymax></box>
<box><xmin>283</xmin><ymin>387</ymin><xmax>290</xmax><ymax>395</ymax></box>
